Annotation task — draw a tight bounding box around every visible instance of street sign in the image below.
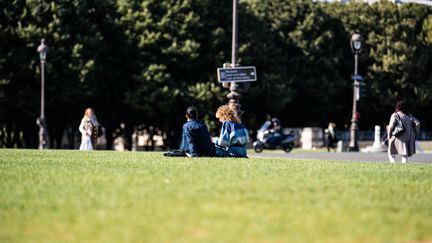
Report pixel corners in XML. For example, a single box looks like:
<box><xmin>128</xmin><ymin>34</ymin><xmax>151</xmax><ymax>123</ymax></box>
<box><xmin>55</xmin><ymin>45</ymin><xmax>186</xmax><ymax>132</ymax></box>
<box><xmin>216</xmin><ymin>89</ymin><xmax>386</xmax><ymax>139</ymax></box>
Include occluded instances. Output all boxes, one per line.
<box><xmin>351</xmin><ymin>74</ymin><xmax>363</xmax><ymax>81</ymax></box>
<box><xmin>217</xmin><ymin>66</ymin><xmax>257</xmax><ymax>82</ymax></box>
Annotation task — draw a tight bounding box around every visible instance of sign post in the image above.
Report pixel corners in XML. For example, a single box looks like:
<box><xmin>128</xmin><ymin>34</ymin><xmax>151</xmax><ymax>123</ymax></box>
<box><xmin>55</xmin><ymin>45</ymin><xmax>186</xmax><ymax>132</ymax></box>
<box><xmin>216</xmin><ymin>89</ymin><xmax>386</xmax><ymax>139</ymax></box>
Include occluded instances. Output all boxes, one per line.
<box><xmin>217</xmin><ymin>66</ymin><xmax>257</xmax><ymax>83</ymax></box>
<box><xmin>218</xmin><ymin>0</ymin><xmax>257</xmax><ymax>117</ymax></box>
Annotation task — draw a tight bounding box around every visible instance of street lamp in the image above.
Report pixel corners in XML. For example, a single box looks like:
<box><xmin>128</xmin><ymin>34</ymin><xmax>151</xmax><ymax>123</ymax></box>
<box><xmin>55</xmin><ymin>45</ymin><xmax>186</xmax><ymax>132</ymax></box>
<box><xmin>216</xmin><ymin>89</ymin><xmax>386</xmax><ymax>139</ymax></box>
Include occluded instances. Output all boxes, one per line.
<box><xmin>37</xmin><ymin>38</ymin><xmax>48</xmax><ymax>149</ymax></box>
<box><xmin>224</xmin><ymin>0</ymin><xmax>250</xmax><ymax>117</ymax></box>
<box><xmin>227</xmin><ymin>0</ymin><xmax>241</xmax><ymax>114</ymax></box>
<box><xmin>348</xmin><ymin>33</ymin><xmax>362</xmax><ymax>151</ymax></box>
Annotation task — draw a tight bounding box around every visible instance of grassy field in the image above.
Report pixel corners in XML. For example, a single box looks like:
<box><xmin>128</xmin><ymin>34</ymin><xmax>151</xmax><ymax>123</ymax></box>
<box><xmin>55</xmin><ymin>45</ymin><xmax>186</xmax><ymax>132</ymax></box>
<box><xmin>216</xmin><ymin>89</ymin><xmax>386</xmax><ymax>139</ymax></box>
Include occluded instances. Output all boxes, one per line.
<box><xmin>1</xmin><ymin>149</ymin><xmax>432</xmax><ymax>243</ymax></box>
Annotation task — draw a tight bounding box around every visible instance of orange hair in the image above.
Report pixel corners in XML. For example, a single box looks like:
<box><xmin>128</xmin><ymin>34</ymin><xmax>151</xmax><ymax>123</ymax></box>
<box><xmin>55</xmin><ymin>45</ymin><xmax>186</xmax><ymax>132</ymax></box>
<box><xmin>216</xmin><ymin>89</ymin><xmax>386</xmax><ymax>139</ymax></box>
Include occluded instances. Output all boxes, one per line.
<box><xmin>216</xmin><ymin>105</ymin><xmax>241</xmax><ymax>123</ymax></box>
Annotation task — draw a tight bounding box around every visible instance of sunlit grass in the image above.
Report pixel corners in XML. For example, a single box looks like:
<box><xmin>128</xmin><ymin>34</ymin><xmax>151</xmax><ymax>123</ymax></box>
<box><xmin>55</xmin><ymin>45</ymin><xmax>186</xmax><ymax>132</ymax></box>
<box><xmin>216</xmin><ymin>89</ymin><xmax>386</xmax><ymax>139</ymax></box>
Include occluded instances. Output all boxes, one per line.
<box><xmin>1</xmin><ymin>149</ymin><xmax>432</xmax><ymax>242</ymax></box>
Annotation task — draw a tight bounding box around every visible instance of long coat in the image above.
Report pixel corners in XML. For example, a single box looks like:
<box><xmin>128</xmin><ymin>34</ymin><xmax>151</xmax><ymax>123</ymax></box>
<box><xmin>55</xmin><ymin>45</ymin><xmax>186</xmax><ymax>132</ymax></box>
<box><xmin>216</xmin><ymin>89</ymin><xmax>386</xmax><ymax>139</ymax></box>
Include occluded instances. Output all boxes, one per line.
<box><xmin>388</xmin><ymin>111</ymin><xmax>420</xmax><ymax>156</ymax></box>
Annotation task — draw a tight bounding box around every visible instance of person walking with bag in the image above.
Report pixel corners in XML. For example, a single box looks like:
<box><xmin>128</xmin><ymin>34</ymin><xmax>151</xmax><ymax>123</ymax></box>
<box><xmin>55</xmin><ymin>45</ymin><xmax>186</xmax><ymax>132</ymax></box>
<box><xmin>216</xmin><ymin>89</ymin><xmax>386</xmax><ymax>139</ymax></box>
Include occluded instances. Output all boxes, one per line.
<box><xmin>387</xmin><ymin>101</ymin><xmax>420</xmax><ymax>163</ymax></box>
<box><xmin>79</xmin><ymin>107</ymin><xmax>99</xmax><ymax>151</ymax></box>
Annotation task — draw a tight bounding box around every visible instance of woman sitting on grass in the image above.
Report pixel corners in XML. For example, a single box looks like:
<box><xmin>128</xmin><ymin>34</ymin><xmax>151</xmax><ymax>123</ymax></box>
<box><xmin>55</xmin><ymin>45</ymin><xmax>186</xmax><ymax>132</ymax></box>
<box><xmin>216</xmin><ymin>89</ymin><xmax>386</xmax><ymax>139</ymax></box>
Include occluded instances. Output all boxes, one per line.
<box><xmin>215</xmin><ymin>105</ymin><xmax>249</xmax><ymax>157</ymax></box>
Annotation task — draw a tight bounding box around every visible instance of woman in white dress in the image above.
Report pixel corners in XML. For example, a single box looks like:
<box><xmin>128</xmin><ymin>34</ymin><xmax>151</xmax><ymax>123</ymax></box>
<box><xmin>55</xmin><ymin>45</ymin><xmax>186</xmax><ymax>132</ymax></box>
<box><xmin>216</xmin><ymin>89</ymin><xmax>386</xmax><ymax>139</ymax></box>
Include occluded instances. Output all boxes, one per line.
<box><xmin>79</xmin><ymin>108</ymin><xmax>99</xmax><ymax>151</ymax></box>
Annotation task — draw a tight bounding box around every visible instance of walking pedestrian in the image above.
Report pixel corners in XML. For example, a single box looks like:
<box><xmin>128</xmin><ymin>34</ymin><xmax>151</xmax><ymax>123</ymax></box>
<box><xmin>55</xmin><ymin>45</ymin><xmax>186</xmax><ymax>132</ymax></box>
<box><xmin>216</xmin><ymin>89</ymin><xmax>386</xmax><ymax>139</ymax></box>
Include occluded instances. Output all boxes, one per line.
<box><xmin>325</xmin><ymin>122</ymin><xmax>337</xmax><ymax>152</ymax></box>
<box><xmin>387</xmin><ymin>101</ymin><xmax>420</xmax><ymax>163</ymax></box>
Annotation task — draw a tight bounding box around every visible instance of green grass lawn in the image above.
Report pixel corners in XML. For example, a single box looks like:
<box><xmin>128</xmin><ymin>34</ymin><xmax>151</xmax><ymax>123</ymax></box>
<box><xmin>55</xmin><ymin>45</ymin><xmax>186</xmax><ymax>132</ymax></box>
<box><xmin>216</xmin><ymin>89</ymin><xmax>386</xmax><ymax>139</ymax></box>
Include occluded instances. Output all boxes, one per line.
<box><xmin>1</xmin><ymin>149</ymin><xmax>432</xmax><ymax>243</ymax></box>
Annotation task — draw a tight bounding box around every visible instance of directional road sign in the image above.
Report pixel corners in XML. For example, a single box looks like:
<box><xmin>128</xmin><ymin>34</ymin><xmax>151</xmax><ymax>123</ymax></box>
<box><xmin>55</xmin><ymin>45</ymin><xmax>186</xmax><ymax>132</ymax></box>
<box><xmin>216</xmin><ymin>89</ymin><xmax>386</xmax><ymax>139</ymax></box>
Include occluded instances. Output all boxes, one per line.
<box><xmin>217</xmin><ymin>66</ymin><xmax>257</xmax><ymax>82</ymax></box>
<box><xmin>351</xmin><ymin>74</ymin><xmax>364</xmax><ymax>81</ymax></box>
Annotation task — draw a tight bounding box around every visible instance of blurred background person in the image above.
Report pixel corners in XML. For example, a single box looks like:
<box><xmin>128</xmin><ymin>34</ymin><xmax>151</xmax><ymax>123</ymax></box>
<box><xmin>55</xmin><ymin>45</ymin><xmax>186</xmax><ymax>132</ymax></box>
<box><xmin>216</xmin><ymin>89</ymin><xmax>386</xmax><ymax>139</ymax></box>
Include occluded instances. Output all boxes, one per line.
<box><xmin>325</xmin><ymin>122</ymin><xmax>337</xmax><ymax>152</ymax></box>
<box><xmin>79</xmin><ymin>107</ymin><xmax>99</xmax><ymax>151</ymax></box>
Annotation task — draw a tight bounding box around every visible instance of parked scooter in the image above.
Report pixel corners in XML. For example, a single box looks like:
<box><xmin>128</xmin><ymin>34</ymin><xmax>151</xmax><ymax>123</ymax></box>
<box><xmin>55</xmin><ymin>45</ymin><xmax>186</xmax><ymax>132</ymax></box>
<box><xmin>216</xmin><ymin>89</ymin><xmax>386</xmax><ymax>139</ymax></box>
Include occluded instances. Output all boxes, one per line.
<box><xmin>253</xmin><ymin>120</ymin><xmax>296</xmax><ymax>153</ymax></box>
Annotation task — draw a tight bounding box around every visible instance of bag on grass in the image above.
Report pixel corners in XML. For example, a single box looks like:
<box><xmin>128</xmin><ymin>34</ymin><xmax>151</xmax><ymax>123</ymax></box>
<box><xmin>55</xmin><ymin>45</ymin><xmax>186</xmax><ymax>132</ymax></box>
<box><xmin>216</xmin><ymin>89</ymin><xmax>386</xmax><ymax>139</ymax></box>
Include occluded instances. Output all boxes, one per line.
<box><xmin>163</xmin><ymin>150</ymin><xmax>187</xmax><ymax>157</ymax></box>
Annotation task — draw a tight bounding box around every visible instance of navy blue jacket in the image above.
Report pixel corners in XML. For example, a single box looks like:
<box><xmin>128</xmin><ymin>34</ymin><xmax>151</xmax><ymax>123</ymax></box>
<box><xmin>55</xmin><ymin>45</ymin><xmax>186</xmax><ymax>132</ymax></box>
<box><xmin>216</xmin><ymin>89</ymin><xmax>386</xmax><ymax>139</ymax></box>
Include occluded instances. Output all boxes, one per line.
<box><xmin>180</xmin><ymin>119</ymin><xmax>215</xmax><ymax>157</ymax></box>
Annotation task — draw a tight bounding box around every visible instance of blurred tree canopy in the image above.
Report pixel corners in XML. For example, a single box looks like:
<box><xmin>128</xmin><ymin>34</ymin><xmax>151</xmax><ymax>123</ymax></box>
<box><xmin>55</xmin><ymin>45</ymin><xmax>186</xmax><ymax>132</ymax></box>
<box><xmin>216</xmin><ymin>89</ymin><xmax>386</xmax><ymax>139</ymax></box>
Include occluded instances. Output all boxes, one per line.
<box><xmin>0</xmin><ymin>0</ymin><xmax>431</xmax><ymax>149</ymax></box>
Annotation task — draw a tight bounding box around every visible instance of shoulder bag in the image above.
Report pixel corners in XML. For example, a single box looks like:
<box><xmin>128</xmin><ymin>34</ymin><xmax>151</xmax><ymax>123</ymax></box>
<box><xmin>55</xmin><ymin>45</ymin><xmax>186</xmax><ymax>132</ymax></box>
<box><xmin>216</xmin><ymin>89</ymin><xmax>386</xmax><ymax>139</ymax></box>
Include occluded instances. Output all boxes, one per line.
<box><xmin>392</xmin><ymin>113</ymin><xmax>405</xmax><ymax>137</ymax></box>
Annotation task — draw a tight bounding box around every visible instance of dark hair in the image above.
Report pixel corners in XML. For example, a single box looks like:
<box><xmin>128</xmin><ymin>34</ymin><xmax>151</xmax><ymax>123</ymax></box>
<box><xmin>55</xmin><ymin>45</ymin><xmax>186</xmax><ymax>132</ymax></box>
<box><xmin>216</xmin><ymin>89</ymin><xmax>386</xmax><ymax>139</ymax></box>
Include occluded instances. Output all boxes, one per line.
<box><xmin>395</xmin><ymin>100</ymin><xmax>407</xmax><ymax>113</ymax></box>
<box><xmin>271</xmin><ymin>118</ymin><xmax>280</xmax><ymax>124</ymax></box>
<box><xmin>186</xmin><ymin>106</ymin><xmax>198</xmax><ymax>119</ymax></box>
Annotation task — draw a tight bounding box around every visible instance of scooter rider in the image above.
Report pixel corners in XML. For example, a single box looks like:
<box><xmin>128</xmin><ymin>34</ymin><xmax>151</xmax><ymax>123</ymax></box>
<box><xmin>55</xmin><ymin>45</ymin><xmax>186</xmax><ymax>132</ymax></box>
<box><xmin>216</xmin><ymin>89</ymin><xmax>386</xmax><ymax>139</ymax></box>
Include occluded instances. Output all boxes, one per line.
<box><xmin>270</xmin><ymin>118</ymin><xmax>282</xmax><ymax>134</ymax></box>
<box><xmin>266</xmin><ymin>118</ymin><xmax>283</xmax><ymax>144</ymax></box>
<box><xmin>253</xmin><ymin>117</ymin><xmax>295</xmax><ymax>153</ymax></box>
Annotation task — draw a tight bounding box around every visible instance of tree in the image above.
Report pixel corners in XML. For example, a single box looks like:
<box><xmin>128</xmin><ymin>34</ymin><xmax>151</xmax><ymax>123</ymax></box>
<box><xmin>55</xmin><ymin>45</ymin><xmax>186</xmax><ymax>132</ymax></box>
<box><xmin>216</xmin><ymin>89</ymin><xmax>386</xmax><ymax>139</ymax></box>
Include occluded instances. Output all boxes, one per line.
<box><xmin>330</xmin><ymin>1</ymin><xmax>432</xmax><ymax>129</ymax></box>
<box><xmin>1</xmin><ymin>0</ymin><xmax>431</xmax><ymax>149</ymax></box>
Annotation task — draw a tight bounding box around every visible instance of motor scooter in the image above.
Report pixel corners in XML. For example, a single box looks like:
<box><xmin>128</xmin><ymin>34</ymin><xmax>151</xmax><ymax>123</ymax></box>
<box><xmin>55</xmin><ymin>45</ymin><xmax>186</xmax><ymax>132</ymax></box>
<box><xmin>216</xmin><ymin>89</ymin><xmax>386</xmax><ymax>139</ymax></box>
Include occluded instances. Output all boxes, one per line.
<box><xmin>253</xmin><ymin>121</ymin><xmax>296</xmax><ymax>153</ymax></box>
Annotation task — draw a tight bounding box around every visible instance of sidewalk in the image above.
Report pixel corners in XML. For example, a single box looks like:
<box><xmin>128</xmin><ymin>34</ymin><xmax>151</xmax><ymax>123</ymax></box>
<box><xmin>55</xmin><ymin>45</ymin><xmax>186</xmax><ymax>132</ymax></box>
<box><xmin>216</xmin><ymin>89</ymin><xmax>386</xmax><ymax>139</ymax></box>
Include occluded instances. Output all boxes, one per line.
<box><xmin>250</xmin><ymin>151</ymin><xmax>432</xmax><ymax>163</ymax></box>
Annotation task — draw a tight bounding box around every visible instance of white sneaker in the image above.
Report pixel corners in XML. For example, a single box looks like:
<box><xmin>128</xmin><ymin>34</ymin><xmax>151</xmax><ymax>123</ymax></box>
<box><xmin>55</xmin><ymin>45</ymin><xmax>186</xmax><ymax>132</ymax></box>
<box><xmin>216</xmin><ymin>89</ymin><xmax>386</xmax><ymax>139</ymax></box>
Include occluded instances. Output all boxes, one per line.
<box><xmin>388</xmin><ymin>154</ymin><xmax>396</xmax><ymax>163</ymax></box>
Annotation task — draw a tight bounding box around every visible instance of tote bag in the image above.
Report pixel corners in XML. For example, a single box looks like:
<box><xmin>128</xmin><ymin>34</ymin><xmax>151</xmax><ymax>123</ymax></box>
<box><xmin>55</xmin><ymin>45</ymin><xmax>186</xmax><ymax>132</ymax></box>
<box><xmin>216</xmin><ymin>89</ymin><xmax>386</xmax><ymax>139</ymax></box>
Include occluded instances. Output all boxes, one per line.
<box><xmin>392</xmin><ymin>113</ymin><xmax>405</xmax><ymax>137</ymax></box>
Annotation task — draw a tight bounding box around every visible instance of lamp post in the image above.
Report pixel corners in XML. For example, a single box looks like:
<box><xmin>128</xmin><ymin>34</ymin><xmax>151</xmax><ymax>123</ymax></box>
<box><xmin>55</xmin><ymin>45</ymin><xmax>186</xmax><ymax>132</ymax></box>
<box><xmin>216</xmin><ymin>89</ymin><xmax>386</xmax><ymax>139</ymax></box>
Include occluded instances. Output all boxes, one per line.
<box><xmin>219</xmin><ymin>0</ymin><xmax>252</xmax><ymax>117</ymax></box>
<box><xmin>225</xmin><ymin>0</ymin><xmax>249</xmax><ymax>116</ymax></box>
<box><xmin>348</xmin><ymin>34</ymin><xmax>362</xmax><ymax>152</ymax></box>
<box><xmin>37</xmin><ymin>39</ymin><xmax>48</xmax><ymax>149</ymax></box>
<box><xmin>227</xmin><ymin>0</ymin><xmax>241</xmax><ymax>113</ymax></box>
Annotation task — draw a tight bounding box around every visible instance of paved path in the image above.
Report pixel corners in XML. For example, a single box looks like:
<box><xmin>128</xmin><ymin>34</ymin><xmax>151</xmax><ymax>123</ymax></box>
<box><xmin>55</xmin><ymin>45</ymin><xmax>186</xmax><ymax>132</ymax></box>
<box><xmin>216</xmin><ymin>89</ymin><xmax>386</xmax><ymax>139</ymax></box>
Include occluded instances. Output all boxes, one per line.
<box><xmin>250</xmin><ymin>151</ymin><xmax>432</xmax><ymax>163</ymax></box>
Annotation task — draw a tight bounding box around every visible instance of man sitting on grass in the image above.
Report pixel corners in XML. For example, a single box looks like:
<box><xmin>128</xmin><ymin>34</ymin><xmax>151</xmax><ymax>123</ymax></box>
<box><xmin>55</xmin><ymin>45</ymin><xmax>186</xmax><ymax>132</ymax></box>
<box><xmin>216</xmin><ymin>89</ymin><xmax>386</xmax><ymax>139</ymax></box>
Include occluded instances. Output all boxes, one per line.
<box><xmin>165</xmin><ymin>106</ymin><xmax>215</xmax><ymax>157</ymax></box>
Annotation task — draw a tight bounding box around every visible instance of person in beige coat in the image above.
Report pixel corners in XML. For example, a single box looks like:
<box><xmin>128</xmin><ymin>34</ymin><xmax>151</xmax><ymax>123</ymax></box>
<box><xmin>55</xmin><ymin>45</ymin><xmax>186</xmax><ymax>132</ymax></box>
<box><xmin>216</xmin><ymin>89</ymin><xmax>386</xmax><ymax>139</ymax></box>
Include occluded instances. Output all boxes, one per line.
<box><xmin>387</xmin><ymin>101</ymin><xmax>420</xmax><ymax>163</ymax></box>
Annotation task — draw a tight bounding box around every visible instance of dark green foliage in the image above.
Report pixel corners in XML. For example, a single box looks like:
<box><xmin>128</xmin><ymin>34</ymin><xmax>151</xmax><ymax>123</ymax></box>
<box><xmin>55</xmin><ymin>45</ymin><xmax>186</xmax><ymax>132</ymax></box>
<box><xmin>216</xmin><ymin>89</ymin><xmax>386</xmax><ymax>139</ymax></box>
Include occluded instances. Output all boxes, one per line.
<box><xmin>0</xmin><ymin>0</ymin><xmax>431</xmax><ymax>148</ymax></box>
<box><xmin>325</xmin><ymin>1</ymin><xmax>432</xmax><ymax>128</ymax></box>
